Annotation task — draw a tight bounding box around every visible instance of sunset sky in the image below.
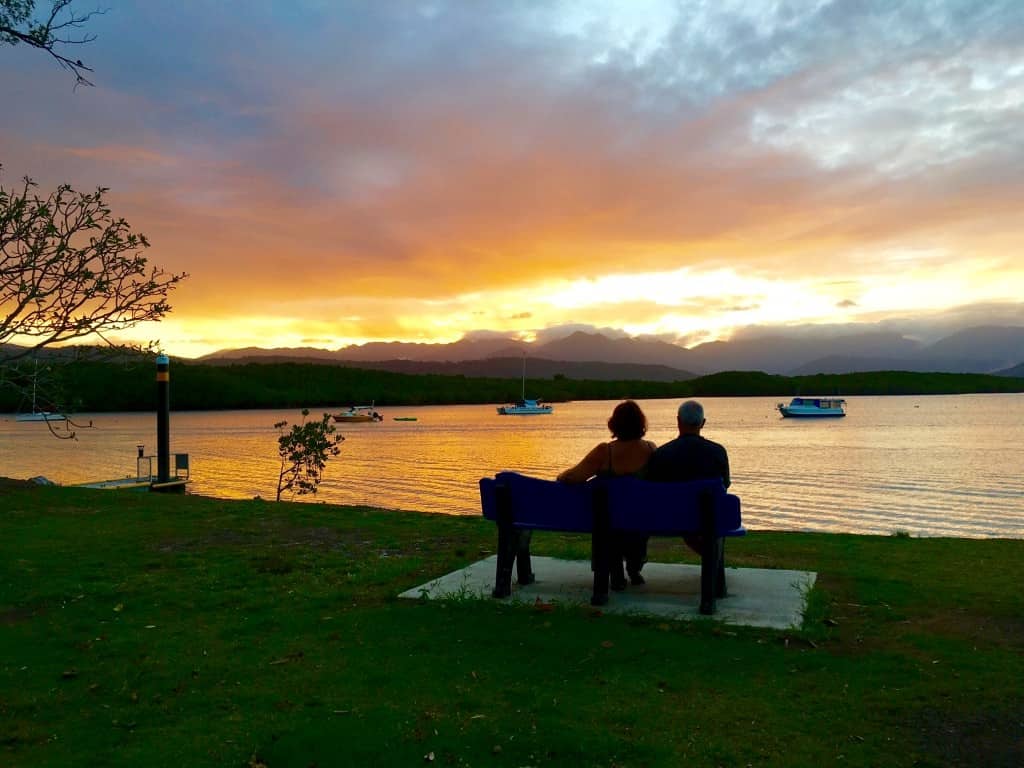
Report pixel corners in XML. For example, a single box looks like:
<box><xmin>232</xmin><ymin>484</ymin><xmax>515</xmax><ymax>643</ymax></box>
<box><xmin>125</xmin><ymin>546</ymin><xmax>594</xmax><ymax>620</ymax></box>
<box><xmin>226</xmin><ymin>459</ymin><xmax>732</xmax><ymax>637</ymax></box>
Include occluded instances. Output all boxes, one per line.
<box><xmin>2</xmin><ymin>1</ymin><xmax>1023</xmax><ymax>358</ymax></box>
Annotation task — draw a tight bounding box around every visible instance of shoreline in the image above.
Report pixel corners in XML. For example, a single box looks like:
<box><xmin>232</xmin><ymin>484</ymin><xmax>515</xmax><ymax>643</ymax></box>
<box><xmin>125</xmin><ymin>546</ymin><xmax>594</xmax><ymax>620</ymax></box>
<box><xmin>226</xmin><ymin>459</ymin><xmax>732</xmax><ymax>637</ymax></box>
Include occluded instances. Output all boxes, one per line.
<box><xmin>6</xmin><ymin>478</ymin><xmax>1023</xmax><ymax>541</ymax></box>
<box><xmin>3</xmin><ymin>362</ymin><xmax>1023</xmax><ymax>414</ymax></box>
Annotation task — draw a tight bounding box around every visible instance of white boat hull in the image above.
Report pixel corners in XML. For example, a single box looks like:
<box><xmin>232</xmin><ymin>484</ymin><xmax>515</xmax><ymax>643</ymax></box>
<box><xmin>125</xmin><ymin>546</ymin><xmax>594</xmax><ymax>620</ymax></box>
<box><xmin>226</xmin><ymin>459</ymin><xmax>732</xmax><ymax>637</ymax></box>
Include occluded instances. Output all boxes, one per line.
<box><xmin>333</xmin><ymin>404</ymin><xmax>383</xmax><ymax>423</ymax></box>
<box><xmin>496</xmin><ymin>405</ymin><xmax>553</xmax><ymax>415</ymax></box>
<box><xmin>777</xmin><ymin>397</ymin><xmax>846</xmax><ymax>418</ymax></box>
<box><xmin>497</xmin><ymin>397</ymin><xmax>552</xmax><ymax>415</ymax></box>
<box><xmin>15</xmin><ymin>411</ymin><xmax>65</xmax><ymax>422</ymax></box>
<box><xmin>778</xmin><ymin>406</ymin><xmax>845</xmax><ymax>418</ymax></box>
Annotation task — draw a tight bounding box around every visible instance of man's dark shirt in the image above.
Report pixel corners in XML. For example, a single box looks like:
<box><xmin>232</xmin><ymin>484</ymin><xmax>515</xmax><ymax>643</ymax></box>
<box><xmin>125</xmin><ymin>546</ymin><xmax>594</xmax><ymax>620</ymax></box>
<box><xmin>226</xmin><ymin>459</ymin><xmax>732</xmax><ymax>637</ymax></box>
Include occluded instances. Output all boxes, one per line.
<box><xmin>644</xmin><ymin>433</ymin><xmax>730</xmax><ymax>488</ymax></box>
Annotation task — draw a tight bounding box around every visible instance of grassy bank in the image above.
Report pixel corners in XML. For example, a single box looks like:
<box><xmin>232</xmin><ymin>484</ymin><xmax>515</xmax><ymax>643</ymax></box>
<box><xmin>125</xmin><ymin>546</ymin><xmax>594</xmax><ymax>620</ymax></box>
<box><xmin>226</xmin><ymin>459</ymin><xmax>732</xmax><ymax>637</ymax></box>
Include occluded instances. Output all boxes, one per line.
<box><xmin>1</xmin><ymin>483</ymin><xmax>1022</xmax><ymax>767</ymax></box>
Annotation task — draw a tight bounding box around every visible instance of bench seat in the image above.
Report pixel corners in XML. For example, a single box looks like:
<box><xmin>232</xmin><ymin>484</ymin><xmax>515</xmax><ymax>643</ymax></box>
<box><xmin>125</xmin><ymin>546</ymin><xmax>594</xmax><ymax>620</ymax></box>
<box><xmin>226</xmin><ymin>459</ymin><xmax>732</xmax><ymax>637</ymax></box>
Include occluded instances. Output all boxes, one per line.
<box><xmin>480</xmin><ymin>471</ymin><xmax>745</xmax><ymax>614</ymax></box>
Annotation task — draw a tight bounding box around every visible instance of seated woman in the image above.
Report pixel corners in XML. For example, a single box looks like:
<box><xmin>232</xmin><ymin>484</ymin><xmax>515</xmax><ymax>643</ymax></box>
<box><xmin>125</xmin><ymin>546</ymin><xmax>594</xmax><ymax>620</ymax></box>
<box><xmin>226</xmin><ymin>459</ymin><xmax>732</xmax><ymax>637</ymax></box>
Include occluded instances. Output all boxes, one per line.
<box><xmin>557</xmin><ymin>400</ymin><xmax>656</xmax><ymax>590</ymax></box>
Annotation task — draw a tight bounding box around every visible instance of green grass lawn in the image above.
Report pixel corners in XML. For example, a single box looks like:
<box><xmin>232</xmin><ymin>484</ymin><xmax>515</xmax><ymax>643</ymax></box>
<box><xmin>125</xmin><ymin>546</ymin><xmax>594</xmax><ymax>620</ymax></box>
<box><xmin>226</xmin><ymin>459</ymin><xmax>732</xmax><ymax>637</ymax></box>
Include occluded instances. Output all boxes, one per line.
<box><xmin>1</xmin><ymin>481</ymin><xmax>1021</xmax><ymax>767</ymax></box>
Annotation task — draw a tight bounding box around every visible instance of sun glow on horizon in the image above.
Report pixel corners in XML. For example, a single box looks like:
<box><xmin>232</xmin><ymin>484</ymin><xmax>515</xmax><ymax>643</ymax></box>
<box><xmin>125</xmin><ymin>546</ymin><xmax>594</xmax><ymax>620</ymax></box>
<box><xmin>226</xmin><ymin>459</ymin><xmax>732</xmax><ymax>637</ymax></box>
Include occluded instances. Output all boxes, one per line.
<box><xmin>78</xmin><ymin>252</ymin><xmax>1023</xmax><ymax>359</ymax></box>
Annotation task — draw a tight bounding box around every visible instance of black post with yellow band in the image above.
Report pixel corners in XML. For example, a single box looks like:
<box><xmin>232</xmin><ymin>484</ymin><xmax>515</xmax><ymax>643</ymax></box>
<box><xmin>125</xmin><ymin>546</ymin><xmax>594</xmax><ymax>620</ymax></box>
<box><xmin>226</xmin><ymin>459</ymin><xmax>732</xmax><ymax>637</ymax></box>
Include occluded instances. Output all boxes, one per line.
<box><xmin>156</xmin><ymin>354</ymin><xmax>170</xmax><ymax>484</ymax></box>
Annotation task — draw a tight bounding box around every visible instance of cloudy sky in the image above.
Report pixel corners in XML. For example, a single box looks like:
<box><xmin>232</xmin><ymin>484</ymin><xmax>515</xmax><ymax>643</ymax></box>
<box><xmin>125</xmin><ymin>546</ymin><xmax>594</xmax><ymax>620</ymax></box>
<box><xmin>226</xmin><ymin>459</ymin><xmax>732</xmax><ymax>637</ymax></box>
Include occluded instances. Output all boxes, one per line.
<box><xmin>2</xmin><ymin>0</ymin><xmax>1023</xmax><ymax>357</ymax></box>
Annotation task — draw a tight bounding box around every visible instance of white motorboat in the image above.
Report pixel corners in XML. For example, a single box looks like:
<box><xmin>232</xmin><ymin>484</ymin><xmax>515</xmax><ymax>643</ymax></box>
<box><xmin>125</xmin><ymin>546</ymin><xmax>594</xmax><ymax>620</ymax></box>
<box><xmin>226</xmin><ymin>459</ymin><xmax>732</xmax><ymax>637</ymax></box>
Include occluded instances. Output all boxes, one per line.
<box><xmin>777</xmin><ymin>397</ymin><xmax>847</xmax><ymax>418</ymax></box>
<box><xmin>333</xmin><ymin>404</ymin><xmax>383</xmax><ymax>423</ymax></box>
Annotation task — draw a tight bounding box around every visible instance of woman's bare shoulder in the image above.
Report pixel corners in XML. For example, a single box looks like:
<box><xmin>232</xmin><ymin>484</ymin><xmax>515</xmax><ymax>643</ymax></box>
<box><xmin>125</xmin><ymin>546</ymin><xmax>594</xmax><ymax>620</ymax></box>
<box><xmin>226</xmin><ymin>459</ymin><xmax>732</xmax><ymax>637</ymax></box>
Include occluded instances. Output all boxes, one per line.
<box><xmin>558</xmin><ymin>441</ymin><xmax>610</xmax><ymax>483</ymax></box>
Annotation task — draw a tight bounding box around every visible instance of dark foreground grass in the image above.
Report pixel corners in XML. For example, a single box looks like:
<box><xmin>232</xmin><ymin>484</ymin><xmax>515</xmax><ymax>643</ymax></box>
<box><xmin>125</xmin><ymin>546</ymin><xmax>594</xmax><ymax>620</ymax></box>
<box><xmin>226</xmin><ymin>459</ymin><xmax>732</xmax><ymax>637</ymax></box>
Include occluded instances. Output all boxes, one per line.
<box><xmin>1</xmin><ymin>482</ymin><xmax>1022</xmax><ymax>767</ymax></box>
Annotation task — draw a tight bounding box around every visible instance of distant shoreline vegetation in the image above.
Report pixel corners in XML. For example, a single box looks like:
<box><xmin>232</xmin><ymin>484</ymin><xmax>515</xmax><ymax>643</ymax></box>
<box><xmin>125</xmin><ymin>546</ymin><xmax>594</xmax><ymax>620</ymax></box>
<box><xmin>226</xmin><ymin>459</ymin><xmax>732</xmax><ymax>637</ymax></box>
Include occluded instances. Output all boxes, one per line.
<box><xmin>2</xmin><ymin>361</ymin><xmax>1023</xmax><ymax>413</ymax></box>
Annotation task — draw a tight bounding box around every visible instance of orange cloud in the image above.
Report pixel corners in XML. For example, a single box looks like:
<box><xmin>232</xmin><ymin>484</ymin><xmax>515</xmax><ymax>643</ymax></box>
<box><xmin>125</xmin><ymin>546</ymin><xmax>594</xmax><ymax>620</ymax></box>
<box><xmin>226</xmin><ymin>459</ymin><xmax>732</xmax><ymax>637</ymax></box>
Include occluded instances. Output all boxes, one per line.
<box><xmin>3</xmin><ymin>2</ymin><xmax>1023</xmax><ymax>355</ymax></box>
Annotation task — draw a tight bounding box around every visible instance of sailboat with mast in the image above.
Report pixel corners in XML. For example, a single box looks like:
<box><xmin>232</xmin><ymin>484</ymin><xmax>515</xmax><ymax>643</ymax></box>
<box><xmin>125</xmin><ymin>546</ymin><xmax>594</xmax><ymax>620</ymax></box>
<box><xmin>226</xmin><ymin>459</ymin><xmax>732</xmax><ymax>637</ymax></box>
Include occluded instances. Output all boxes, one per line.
<box><xmin>15</xmin><ymin>361</ymin><xmax>66</xmax><ymax>422</ymax></box>
<box><xmin>497</xmin><ymin>356</ymin><xmax>553</xmax><ymax>415</ymax></box>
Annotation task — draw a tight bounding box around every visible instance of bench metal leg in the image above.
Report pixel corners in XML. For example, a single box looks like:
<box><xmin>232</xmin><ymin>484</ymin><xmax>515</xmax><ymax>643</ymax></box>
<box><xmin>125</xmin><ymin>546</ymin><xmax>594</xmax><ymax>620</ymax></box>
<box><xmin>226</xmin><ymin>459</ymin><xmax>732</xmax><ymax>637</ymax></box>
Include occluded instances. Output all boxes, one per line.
<box><xmin>590</xmin><ymin>489</ymin><xmax>610</xmax><ymax>606</ymax></box>
<box><xmin>590</xmin><ymin>534</ymin><xmax>609</xmax><ymax>606</ymax></box>
<box><xmin>698</xmin><ymin>490</ymin><xmax>719</xmax><ymax>615</ymax></box>
<box><xmin>717</xmin><ymin>539</ymin><xmax>727</xmax><ymax>599</ymax></box>
<box><xmin>699</xmin><ymin>540</ymin><xmax>722</xmax><ymax>615</ymax></box>
<box><xmin>515</xmin><ymin>530</ymin><xmax>534</xmax><ymax>586</ymax></box>
<box><xmin>493</xmin><ymin>524</ymin><xmax>513</xmax><ymax>598</ymax></box>
<box><xmin>492</xmin><ymin>485</ymin><xmax>514</xmax><ymax>598</ymax></box>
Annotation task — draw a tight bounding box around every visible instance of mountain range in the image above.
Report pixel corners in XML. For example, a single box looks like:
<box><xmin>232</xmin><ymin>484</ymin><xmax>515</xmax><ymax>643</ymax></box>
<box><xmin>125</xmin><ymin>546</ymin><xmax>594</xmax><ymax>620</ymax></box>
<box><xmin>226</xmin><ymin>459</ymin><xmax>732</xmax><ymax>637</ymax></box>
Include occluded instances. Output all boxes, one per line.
<box><xmin>198</xmin><ymin>325</ymin><xmax>1024</xmax><ymax>379</ymax></box>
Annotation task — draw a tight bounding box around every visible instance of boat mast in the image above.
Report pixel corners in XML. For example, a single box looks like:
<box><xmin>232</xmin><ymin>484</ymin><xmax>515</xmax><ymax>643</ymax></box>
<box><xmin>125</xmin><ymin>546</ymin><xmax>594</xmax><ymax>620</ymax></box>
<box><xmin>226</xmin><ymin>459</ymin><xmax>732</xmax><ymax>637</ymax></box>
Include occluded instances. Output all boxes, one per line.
<box><xmin>521</xmin><ymin>354</ymin><xmax>526</xmax><ymax>401</ymax></box>
<box><xmin>30</xmin><ymin>359</ymin><xmax>39</xmax><ymax>413</ymax></box>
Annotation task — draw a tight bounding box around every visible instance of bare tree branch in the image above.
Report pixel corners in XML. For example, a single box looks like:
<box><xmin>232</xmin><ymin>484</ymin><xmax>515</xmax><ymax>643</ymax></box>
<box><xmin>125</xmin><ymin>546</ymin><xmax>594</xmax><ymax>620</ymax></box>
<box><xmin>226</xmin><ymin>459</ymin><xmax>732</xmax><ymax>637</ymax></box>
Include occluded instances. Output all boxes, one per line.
<box><xmin>1</xmin><ymin>0</ymin><xmax>105</xmax><ymax>87</ymax></box>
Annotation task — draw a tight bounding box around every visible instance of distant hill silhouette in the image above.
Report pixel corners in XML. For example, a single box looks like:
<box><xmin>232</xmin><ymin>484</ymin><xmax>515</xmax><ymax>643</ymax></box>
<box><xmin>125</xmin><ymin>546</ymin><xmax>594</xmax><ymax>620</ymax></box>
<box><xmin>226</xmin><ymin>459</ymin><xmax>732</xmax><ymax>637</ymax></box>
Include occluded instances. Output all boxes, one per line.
<box><xmin>789</xmin><ymin>356</ymin><xmax>925</xmax><ymax>376</ymax></box>
<box><xmin>533</xmin><ymin>331</ymin><xmax>695</xmax><ymax>368</ymax></box>
<box><xmin>787</xmin><ymin>326</ymin><xmax>1024</xmax><ymax>375</ymax></box>
<box><xmin>995</xmin><ymin>362</ymin><xmax>1024</xmax><ymax>377</ymax></box>
<box><xmin>200</xmin><ymin>338</ymin><xmax>526</xmax><ymax>363</ymax></box>
<box><xmin>199</xmin><ymin>354</ymin><xmax>696</xmax><ymax>382</ymax></box>
<box><xmin>917</xmin><ymin>326</ymin><xmax>1024</xmax><ymax>372</ymax></box>
<box><xmin>128</xmin><ymin>324</ymin><xmax>1024</xmax><ymax>377</ymax></box>
<box><xmin>686</xmin><ymin>331</ymin><xmax>921</xmax><ymax>375</ymax></box>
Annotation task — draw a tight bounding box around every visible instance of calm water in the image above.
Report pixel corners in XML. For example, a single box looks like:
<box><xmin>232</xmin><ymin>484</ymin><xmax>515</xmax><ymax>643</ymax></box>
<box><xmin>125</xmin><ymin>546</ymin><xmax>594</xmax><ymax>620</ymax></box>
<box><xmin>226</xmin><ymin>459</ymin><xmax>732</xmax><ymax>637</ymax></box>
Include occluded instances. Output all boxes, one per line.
<box><xmin>2</xmin><ymin>395</ymin><xmax>1022</xmax><ymax>538</ymax></box>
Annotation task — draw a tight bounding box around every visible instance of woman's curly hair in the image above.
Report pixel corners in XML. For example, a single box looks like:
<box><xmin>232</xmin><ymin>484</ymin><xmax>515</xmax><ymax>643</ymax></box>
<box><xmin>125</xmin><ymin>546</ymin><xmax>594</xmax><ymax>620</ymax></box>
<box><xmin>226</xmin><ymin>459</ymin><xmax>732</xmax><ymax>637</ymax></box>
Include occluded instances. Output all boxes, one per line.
<box><xmin>608</xmin><ymin>400</ymin><xmax>647</xmax><ymax>441</ymax></box>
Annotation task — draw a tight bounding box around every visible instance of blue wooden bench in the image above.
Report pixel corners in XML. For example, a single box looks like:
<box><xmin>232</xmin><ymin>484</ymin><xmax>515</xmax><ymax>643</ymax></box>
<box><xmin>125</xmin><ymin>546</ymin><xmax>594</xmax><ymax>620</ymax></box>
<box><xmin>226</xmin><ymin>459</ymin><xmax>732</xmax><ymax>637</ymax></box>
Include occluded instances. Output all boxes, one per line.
<box><xmin>479</xmin><ymin>471</ymin><xmax>745</xmax><ymax>614</ymax></box>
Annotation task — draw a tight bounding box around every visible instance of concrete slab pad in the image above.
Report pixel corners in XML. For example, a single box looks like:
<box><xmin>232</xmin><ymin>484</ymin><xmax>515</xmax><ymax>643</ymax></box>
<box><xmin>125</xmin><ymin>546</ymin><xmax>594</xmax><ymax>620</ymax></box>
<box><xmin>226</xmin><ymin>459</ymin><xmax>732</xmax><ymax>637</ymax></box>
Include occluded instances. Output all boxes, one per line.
<box><xmin>399</xmin><ymin>555</ymin><xmax>816</xmax><ymax>630</ymax></box>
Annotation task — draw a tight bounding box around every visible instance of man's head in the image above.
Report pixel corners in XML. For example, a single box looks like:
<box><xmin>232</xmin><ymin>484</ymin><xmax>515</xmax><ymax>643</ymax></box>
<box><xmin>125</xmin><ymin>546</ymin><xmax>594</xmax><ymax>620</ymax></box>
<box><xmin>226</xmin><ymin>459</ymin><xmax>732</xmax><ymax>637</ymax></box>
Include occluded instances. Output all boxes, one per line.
<box><xmin>677</xmin><ymin>400</ymin><xmax>705</xmax><ymax>435</ymax></box>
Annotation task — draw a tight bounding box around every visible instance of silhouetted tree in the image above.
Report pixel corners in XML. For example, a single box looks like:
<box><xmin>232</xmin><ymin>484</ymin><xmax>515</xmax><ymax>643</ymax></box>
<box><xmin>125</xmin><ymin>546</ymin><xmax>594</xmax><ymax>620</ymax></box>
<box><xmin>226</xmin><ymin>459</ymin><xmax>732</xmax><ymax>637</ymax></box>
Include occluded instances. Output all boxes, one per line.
<box><xmin>2</xmin><ymin>3</ymin><xmax>188</xmax><ymax>438</ymax></box>
<box><xmin>275</xmin><ymin>410</ymin><xmax>345</xmax><ymax>501</ymax></box>
<box><xmin>1</xmin><ymin>173</ymin><xmax>187</xmax><ymax>365</ymax></box>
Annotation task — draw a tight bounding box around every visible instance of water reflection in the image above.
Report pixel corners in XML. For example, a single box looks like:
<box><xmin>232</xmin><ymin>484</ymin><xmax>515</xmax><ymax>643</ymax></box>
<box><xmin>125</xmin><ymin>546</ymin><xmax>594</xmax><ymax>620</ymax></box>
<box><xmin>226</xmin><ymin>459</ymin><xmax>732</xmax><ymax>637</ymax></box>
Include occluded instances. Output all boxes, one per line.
<box><xmin>2</xmin><ymin>394</ymin><xmax>1022</xmax><ymax>538</ymax></box>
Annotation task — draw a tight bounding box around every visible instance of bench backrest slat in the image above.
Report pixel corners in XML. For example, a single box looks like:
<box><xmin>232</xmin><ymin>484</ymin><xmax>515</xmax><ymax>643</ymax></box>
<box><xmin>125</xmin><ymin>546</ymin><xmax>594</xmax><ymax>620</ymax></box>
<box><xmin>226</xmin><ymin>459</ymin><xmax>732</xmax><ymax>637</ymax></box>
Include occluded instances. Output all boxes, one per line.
<box><xmin>481</xmin><ymin>472</ymin><xmax>742</xmax><ymax>536</ymax></box>
<box><xmin>485</xmin><ymin>472</ymin><xmax>594</xmax><ymax>531</ymax></box>
<box><xmin>602</xmin><ymin>475</ymin><xmax>742</xmax><ymax>535</ymax></box>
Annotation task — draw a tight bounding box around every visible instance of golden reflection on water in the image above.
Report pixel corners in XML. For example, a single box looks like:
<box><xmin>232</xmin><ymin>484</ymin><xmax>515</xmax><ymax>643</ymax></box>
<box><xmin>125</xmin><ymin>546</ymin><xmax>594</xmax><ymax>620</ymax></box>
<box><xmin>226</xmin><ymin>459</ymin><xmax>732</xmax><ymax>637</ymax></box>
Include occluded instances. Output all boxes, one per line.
<box><xmin>2</xmin><ymin>394</ymin><xmax>1022</xmax><ymax>538</ymax></box>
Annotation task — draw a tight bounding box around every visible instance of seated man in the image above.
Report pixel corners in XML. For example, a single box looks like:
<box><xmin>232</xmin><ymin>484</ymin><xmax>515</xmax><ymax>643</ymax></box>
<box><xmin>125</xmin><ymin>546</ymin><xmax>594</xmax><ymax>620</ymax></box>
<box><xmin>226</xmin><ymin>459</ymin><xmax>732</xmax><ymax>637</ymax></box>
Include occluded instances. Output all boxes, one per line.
<box><xmin>645</xmin><ymin>399</ymin><xmax>731</xmax><ymax>555</ymax></box>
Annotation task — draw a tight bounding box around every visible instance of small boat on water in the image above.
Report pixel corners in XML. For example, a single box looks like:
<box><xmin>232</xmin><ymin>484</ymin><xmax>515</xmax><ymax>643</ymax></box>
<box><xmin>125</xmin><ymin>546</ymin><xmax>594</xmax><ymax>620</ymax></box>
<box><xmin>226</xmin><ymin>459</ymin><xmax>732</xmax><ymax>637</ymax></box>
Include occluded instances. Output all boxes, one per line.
<box><xmin>333</xmin><ymin>404</ymin><xmax>383</xmax><ymax>423</ymax></box>
<box><xmin>15</xmin><ymin>410</ymin><xmax>66</xmax><ymax>423</ymax></box>
<box><xmin>497</xmin><ymin>357</ymin><xmax>553</xmax><ymax>415</ymax></box>
<box><xmin>15</xmin><ymin>361</ymin><xmax>66</xmax><ymax>422</ymax></box>
<box><xmin>497</xmin><ymin>398</ymin><xmax>553</xmax><ymax>415</ymax></box>
<box><xmin>777</xmin><ymin>397</ymin><xmax>847</xmax><ymax>418</ymax></box>
<box><xmin>393</xmin><ymin>416</ymin><xmax>418</xmax><ymax>421</ymax></box>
